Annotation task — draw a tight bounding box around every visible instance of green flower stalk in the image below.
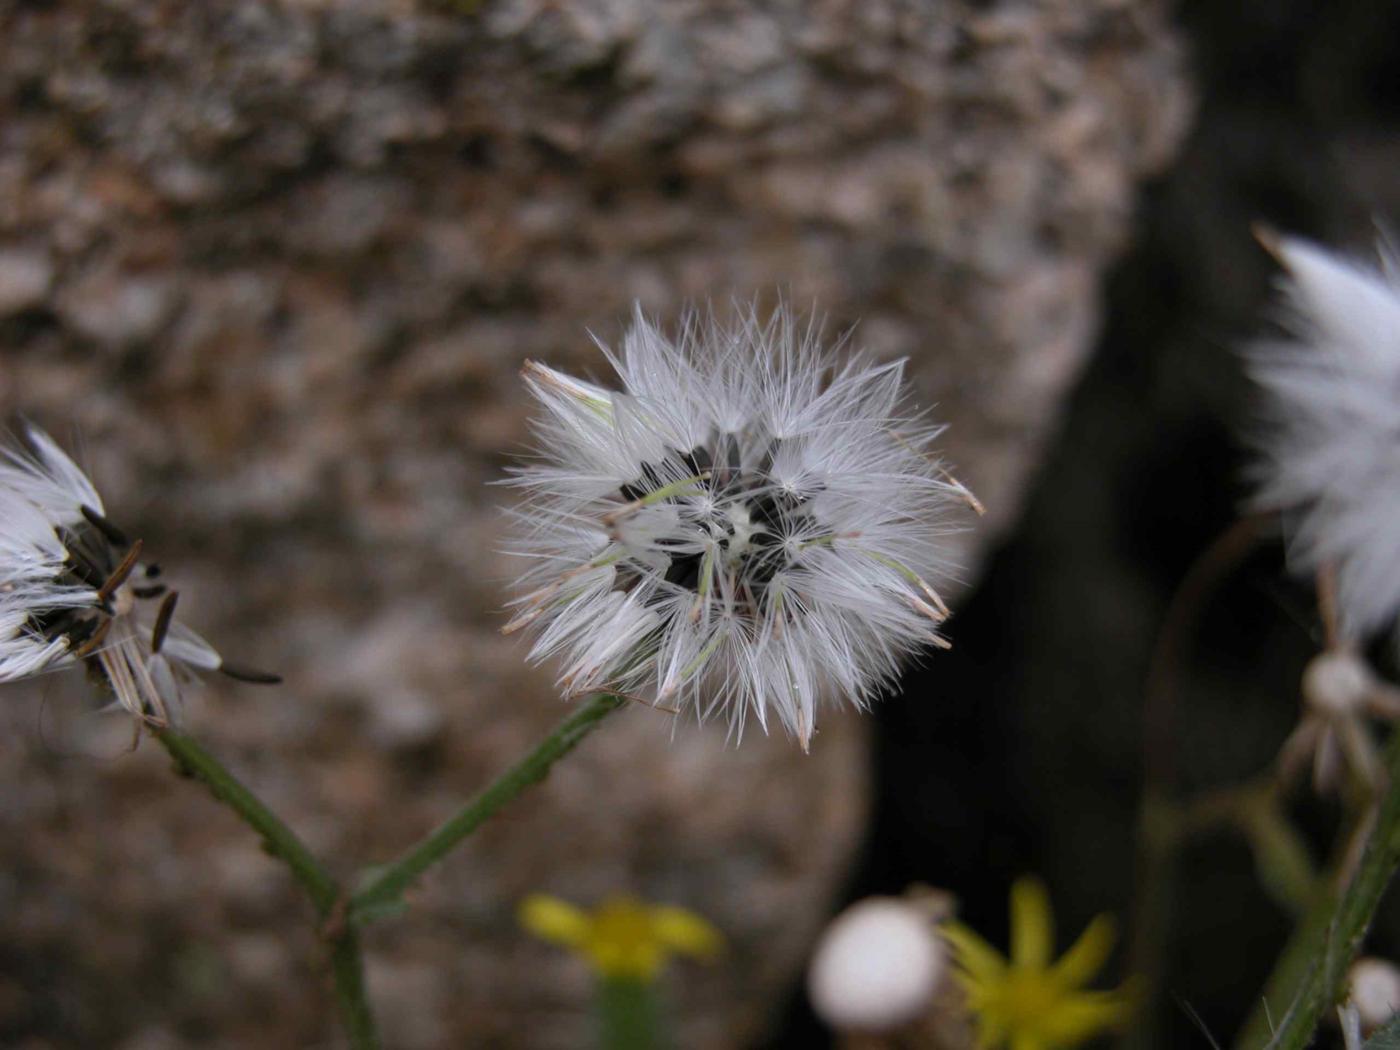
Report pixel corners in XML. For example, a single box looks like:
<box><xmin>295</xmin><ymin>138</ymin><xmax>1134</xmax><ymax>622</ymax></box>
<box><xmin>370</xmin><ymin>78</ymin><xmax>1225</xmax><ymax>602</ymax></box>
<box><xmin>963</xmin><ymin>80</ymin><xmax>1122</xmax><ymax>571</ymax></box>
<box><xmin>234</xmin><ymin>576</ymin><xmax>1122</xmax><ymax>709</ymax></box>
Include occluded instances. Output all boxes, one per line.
<box><xmin>520</xmin><ymin>893</ymin><xmax>724</xmax><ymax>1050</ymax></box>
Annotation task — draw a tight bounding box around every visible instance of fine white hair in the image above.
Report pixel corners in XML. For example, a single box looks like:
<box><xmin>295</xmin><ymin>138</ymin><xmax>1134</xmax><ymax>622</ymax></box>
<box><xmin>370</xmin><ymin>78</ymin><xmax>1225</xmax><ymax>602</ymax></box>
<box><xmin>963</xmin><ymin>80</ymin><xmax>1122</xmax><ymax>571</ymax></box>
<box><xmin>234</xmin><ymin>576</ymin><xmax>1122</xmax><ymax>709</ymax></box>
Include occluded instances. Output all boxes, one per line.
<box><xmin>0</xmin><ymin>424</ymin><xmax>225</xmax><ymax>723</ymax></box>
<box><xmin>1247</xmin><ymin>234</ymin><xmax>1400</xmax><ymax>643</ymax></box>
<box><xmin>504</xmin><ymin>302</ymin><xmax>970</xmax><ymax>748</ymax></box>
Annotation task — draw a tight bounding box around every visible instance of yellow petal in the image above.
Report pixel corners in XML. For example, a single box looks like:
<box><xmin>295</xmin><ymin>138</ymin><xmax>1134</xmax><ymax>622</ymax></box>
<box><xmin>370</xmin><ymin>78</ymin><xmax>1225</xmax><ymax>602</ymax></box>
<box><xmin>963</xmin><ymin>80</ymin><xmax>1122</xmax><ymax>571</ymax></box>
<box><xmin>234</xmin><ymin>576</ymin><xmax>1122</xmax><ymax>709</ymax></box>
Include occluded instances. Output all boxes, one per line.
<box><xmin>1010</xmin><ymin>877</ymin><xmax>1054</xmax><ymax>971</ymax></box>
<box><xmin>942</xmin><ymin>921</ymin><xmax>1009</xmax><ymax>984</ymax></box>
<box><xmin>519</xmin><ymin>894</ymin><xmax>592</xmax><ymax>949</ymax></box>
<box><xmin>976</xmin><ymin>1011</ymin><xmax>1008</xmax><ymax>1049</ymax></box>
<box><xmin>589</xmin><ymin>938</ymin><xmax>664</xmax><ymax>982</ymax></box>
<box><xmin>649</xmin><ymin>905</ymin><xmax>724</xmax><ymax>962</ymax></box>
<box><xmin>589</xmin><ymin>897</ymin><xmax>662</xmax><ymax>980</ymax></box>
<box><xmin>1038</xmin><ymin>988</ymin><xmax>1135</xmax><ymax>1046</ymax></box>
<box><xmin>1050</xmin><ymin>915</ymin><xmax>1117</xmax><ymax>990</ymax></box>
<box><xmin>1011</xmin><ymin>1034</ymin><xmax>1045</xmax><ymax>1050</ymax></box>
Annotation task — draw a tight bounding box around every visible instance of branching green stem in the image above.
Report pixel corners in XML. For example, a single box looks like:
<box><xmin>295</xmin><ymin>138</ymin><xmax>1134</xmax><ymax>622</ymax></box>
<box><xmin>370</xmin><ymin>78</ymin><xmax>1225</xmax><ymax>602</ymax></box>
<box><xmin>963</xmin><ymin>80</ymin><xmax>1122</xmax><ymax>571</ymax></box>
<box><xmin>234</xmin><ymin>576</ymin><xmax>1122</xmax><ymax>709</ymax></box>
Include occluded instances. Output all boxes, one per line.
<box><xmin>152</xmin><ymin>693</ymin><xmax>627</xmax><ymax>1049</ymax></box>
<box><xmin>1237</xmin><ymin>729</ymin><xmax>1400</xmax><ymax>1049</ymax></box>
<box><xmin>352</xmin><ymin>693</ymin><xmax>625</xmax><ymax>915</ymax></box>
<box><xmin>155</xmin><ymin>728</ymin><xmax>339</xmax><ymax>913</ymax></box>
<box><xmin>153</xmin><ymin>728</ymin><xmax>381</xmax><ymax>1049</ymax></box>
<box><xmin>329</xmin><ymin>927</ymin><xmax>379</xmax><ymax>1050</ymax></box>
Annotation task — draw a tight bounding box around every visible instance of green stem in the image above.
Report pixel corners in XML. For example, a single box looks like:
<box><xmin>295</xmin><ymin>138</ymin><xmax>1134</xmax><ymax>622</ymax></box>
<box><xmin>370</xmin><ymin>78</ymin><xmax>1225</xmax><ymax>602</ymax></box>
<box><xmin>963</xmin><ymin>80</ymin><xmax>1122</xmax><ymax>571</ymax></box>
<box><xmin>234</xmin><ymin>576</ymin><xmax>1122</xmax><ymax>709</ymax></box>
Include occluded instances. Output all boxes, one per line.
<box><xmin>155</xmin><ymin>728</ymin><xmax>339</xmax><ymax>913</ymax></box>
<box><xmin>1237</xmin><ymin>731</ymin><xmax>1400</xmax><ymax>1049</ymax></box>
<box><xmin>1124</xmin><ymin>780</ymin><xmax>1278</xmax><ymax>1050</ymax></box>
<box><xmin>1124</xmin><ymin>518</ymin><xmax>1264</xmax><ymax>1050</ymax></box>
<box><xmin>352</xmin><ymin>694</ymin><xmax>626</xmax><ymax>915</ymax></box>
<box><xmin>597</xmin><ymin>977</ymin><xmax>663</xmax><ymax>1050</ymax></box>
<box><xmin>153</xmin><ymin>728</ymin><xmax>381</xmax><ymax>1049</ymax></box>
<box><xmin>330</xmin><ymin>927</ymin><xmax>380</xmax><ymax>1050</ymax></box>
<box><xmin>1234</xmin><ymin>888</ymin><xmax>1337</xmax><ymax>1050</ymax></box>
<box><xmin>1121</xmin><ymin>791</ymin><xmax>1183</xmax><ymax>1050</ymax></box>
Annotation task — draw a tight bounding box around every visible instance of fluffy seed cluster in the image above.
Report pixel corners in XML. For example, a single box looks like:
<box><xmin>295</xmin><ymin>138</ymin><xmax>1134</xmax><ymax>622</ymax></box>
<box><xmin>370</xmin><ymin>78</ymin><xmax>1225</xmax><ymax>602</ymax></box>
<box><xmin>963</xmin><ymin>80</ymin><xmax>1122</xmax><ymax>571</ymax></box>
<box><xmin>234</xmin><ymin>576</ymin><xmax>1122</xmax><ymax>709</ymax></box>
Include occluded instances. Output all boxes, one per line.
<box><xmin>0</xmin><ymin>425</ymin><xmax>238</xmax><ymax>724</ymax></box>
<box><xmin>1247</xmin><ymin>234</ymin><xmax>1400</xmax><ymax>642</ymax></box>
<box><xmin>505</xmin><ymin>304</ymin><xmax>970</xmax><ymax>747</ymax></box>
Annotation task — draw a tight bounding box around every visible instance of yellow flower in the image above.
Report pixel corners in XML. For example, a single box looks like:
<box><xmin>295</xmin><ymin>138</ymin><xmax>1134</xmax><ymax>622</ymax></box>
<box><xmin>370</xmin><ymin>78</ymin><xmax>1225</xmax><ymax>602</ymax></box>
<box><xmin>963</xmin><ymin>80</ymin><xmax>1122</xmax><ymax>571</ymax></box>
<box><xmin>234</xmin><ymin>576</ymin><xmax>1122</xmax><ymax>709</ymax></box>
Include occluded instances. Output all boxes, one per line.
<box><xmin>942</xmin><ymin>877</ymin><xmax>1135</xmax><ymax>1050</ymax></box>
<box><xmin>519</xmin><ymin>894</ymin><xmax>723</xmax><ymax>982</ymax></box>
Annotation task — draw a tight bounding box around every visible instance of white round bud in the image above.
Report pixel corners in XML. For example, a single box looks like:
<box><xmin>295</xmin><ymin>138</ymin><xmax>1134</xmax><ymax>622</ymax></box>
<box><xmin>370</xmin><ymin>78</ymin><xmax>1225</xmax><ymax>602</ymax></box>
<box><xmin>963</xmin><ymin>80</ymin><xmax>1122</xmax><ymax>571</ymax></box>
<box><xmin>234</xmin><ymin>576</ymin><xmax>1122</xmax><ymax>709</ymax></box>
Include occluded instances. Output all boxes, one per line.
<box><xmin>1349</xmin><ymin>957</ymin><xmax>1400</xmax><ymax>1031</ymax></box>
<box><xmin>807</xmin><ymin>898</ymin><xmax>945</xmax><ymax>1032</ymax></box>
<box><xmin>1302</xmin><ymin>651</ymin><xmax>1373</xmax><ymax>716</ymax></box>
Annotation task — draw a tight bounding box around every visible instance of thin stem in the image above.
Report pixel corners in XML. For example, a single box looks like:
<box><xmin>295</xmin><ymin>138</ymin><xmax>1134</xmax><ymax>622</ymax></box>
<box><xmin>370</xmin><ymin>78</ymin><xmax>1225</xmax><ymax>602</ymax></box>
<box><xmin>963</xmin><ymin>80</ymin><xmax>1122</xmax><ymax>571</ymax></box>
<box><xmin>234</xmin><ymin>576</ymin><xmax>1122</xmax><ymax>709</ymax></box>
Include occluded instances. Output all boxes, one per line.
<box><xmin>352</xmin><ymin>693</ymin><xmax>626</xmax><ymax>915</ymax></box>
<box><xmin>597</xmin><ymin>977</ymin><xmax>663</xmax><ymax>1050</ymax></box>
<box><xmin>1142</xmin><ymin>515</ymin><xmax>1265</xmax><ymax>793</ymax></box>
<box><xmin>155</xmin><ymin>728</ymin><xmax>339</xmax><ymax>913</ymax></box>
<box><xmin>1124</xmin><ymin>516</ymin><xmax>1264</xmax><ymax>1050</ymax></box>
<box><xmin>1234</xmin><ymin>888</ymin><xmax>1337</xmax><ymax>1050</ymax></box>
<box><xmin>155</xmin><ymin>695</ymin><xmax>630</xmax><ymax>1045</ymax></box>
<box><xmin>330</xmin><ymin>927</ymin><xmax>380</xmax><ymax>1050</ymax></box>
<box><xmin>153</xmin><ymin>728</ymin><xmax>381</xmax><ymax>1049</ymax></box>
<box><xmin>1237</xmin><ymin>729</ymin><xmax>1400</xmax><ymax>1050</ymax></box>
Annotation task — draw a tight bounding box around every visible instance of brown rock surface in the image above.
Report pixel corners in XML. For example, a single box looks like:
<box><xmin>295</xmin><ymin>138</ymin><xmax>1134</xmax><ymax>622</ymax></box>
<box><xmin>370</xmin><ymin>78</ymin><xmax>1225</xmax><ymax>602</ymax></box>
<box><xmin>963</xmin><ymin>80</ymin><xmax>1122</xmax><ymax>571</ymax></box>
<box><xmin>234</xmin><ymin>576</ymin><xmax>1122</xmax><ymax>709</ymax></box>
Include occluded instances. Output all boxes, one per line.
<box><xmin>0</xmin><ymin>0</ymin><xmax>1188</xmax><ymax>1045</ymax></box>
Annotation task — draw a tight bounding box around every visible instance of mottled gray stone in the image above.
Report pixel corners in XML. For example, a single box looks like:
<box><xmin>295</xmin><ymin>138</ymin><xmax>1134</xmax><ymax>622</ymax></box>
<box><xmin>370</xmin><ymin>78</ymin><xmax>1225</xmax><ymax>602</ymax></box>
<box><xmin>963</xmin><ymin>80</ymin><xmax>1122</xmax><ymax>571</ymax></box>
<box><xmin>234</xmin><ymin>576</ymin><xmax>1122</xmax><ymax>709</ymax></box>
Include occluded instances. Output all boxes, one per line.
<box><xmin>0</xmin><ymin>0</ymin><xmax>1189</xmax><ymax>1045</ymax></box>
<box><xmin>0</xmin><ymin>249</ymin><xmax>52</xmax><ymax>316</ymax></box>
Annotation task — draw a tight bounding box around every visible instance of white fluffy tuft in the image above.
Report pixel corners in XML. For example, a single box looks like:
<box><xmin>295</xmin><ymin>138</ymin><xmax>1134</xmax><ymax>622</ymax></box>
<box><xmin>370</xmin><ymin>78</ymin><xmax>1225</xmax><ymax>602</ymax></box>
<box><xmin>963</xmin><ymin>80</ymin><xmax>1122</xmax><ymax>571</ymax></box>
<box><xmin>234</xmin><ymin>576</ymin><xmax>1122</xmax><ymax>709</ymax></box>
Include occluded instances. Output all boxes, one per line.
<box><xmin>1247</xmin><ymin>235</ymin><xmax>1400</xmax><ymax>642</ymax></box>
<box><xmin>504</xmin><ymin>303</ymin><xmax>969</xmax><ymax>747</ymax></box>
<box><xmin>0</xmin><ymin>424</ymin><xmax>224</xmax><ymax>723</ymax></box>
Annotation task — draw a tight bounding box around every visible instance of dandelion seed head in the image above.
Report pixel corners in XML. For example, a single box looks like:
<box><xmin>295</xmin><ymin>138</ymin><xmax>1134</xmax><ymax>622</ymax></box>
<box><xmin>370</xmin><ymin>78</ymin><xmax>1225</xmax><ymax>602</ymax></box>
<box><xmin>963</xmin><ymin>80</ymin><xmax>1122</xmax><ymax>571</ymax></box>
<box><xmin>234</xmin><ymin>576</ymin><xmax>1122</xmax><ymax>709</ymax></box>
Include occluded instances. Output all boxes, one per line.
<box><xmin>0</xmin><ymin>424</ymin><xmax>231</xmax><ymax>724</ymax></box>
<box><xmin>505</xmin><ymin>302</ymin><xmax>969</xmax><ymax>747</ymax></box>
<box><xmin>1248</xmin><ymin>234</ymin><xmax>1400</xmax><ymax>643</ymax></box>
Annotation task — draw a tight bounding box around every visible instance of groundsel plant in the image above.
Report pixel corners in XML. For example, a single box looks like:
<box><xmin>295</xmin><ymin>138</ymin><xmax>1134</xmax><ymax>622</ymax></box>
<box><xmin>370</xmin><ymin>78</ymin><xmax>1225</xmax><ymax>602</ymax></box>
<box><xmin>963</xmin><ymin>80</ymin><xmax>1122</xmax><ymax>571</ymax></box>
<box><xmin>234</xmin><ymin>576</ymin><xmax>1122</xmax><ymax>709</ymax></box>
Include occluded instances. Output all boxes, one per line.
<box><xmin>1248</xmin><ymin>231</ymin><xmax>1400</xmax><ymax>643</ymax></box>
<box><xmin>504</xmin><ymin>303</ymin><xmax>977</xmax><ymax>748</ymax></box>
<box><xmin>0</xmin><ymin>424</ymin><xmax>274</xmax><ymax>725</ymax></box>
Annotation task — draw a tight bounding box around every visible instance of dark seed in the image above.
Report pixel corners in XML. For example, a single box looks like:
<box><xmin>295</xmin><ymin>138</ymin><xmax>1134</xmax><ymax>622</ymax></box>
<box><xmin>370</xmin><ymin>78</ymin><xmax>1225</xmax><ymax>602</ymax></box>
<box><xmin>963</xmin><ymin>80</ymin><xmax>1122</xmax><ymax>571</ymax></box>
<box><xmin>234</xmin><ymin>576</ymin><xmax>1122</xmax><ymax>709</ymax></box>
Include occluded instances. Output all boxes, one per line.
<box><xmin>664</xmin><ymin>552</ymin><xmax>703</xmax><ymax>590</ymax></box>
<box><xmin>96</xmin><ymin>540</ymin><xmax>143</xmax><ymax>604</ymax></box>
<box><xmin>80</xmin><ymin>505</ymin><xmax>131</xmax><ymax>548</ymax></box>
<box><xmin>218</xmin><ymin>662</ymin><xmax>282</xmax><ymax>685</ymax></box>
<box><xmin>149</xmin><ymin>591</ymin><xmax>179</xmax><ymax>654</ymax></box>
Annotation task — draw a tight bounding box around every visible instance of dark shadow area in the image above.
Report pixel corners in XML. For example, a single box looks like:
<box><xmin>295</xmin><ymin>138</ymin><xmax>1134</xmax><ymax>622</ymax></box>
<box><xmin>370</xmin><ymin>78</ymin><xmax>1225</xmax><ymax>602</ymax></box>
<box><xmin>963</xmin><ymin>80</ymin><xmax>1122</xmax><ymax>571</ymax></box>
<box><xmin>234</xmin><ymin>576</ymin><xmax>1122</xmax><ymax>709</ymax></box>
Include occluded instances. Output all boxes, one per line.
<box><xmin>769</xmin><ymin>0</ymin><xmax>1400</xmax><ymax>1045</ymax></box>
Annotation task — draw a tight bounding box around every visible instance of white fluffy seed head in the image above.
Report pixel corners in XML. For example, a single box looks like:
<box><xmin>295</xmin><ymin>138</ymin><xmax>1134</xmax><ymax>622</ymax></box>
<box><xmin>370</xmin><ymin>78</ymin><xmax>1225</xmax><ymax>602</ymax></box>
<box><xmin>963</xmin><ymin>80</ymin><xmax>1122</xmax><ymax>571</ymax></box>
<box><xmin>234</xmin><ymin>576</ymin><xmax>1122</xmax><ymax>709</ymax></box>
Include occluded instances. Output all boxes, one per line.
<box><xmin>806</xmin><ymin>898</ymin><xmax>946</xmax><ymax>1032</ymax></box>
<box><xmin>1349</xmin><ymin>957</ymin><xmax>1400</xmax><ymax>1031</ymax></box>
<box><xmin>0</xmin><ymin>424</ymin><xmax>223</xmax><ymax>723</ymax></box>
<box><xmin>504</xmin><ymin>303</ymin><xmax>968</xmax><ymax>747</ymax></box>
<box><xmin>1247</xmin><ymin>234</ymin><xmax>1400</xmax><ymax>643</ymax></box>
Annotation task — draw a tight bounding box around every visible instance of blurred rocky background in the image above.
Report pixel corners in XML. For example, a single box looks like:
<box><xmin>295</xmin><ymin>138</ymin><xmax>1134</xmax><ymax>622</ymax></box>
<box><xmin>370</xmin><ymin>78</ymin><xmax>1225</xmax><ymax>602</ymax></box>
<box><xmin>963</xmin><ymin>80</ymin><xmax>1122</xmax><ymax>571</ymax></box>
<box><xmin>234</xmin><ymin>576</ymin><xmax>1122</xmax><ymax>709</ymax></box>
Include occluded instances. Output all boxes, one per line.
<box><xmin>808</xmin><ymin>2</ymin><xmax>1400</xmax><ymax>1049</ymax></box>
<box><xmin>0</xmin><ymin>0</ymin><xmax>1193</xmax><ymax>1046</ymax></box>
